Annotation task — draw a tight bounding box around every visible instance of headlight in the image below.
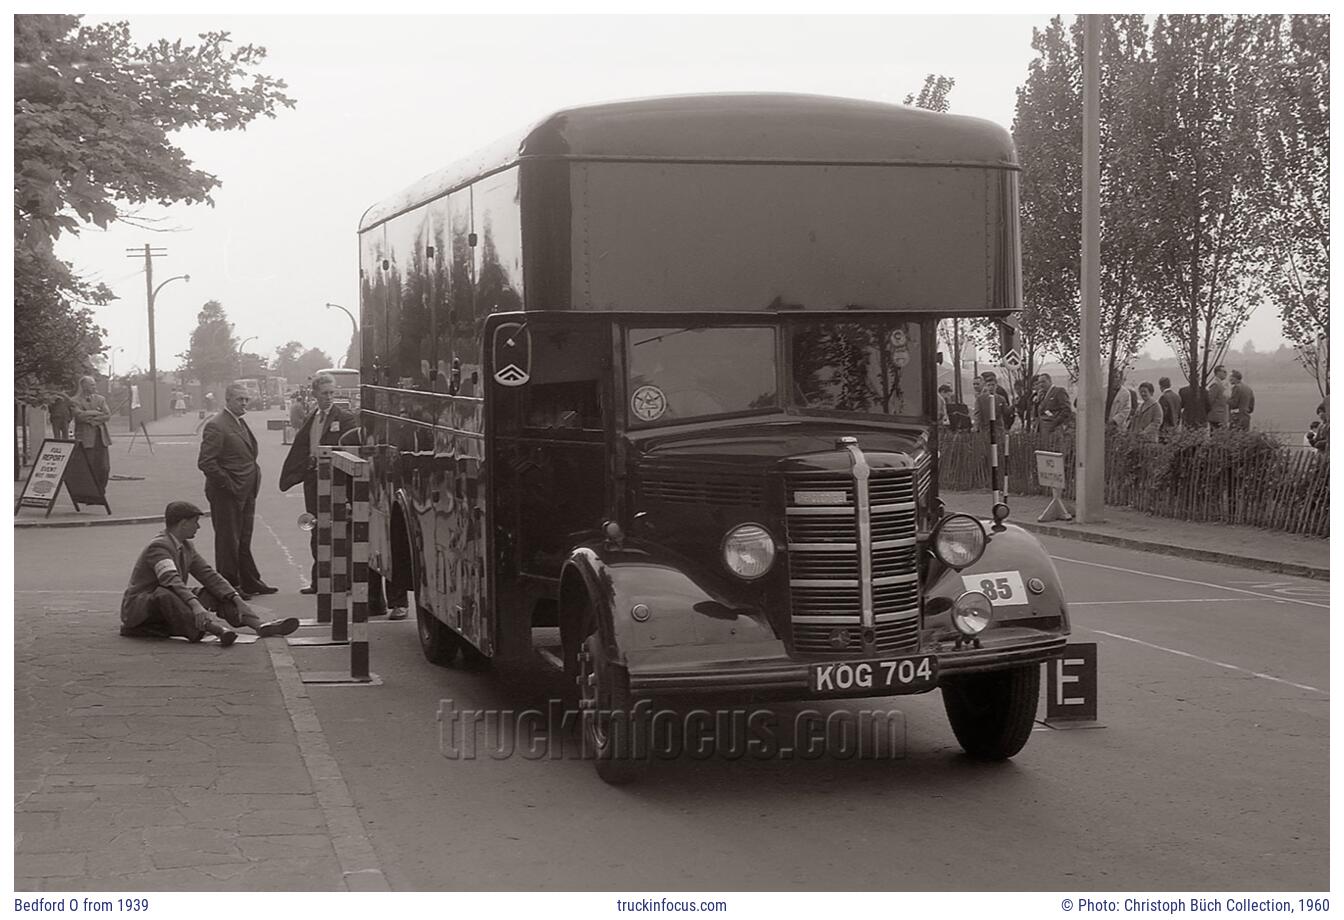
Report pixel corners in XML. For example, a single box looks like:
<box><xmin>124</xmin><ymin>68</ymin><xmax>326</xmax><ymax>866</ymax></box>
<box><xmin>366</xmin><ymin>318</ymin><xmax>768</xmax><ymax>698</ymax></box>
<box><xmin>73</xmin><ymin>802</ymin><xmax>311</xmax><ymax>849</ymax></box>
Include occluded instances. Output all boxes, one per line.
<box><xmin>952</xmin><ymin>590</ymin><xmax>994</xmax><ymax>636</ymax></box>
<box><xmin>722</xmin><ymin>523</ymin><xmax>776</xmax><ymax>579</ymax></box>
<box><xmin>932</xmin><ymin>514</ymin><xmax>987</xmax><ymax>569</ymax></box>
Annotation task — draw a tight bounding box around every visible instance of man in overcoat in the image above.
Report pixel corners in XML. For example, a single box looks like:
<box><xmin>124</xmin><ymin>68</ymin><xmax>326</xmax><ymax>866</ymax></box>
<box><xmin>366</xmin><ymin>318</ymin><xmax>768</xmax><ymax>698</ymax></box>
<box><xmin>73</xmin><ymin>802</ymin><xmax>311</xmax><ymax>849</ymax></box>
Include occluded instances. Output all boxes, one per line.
<box><xmin>198</xmin><ymin>383</ymin><xmax>276</xmax><ymax>598</ymax></box>
<box><xmin>120</xmin><ymin>501</ymin><xmax>299</xmax><ymax>644</ymax></box>
<box><xmin>279</xmin><ymin>374</ymin><xmax>358</xmax><ymax>593</ymax></box>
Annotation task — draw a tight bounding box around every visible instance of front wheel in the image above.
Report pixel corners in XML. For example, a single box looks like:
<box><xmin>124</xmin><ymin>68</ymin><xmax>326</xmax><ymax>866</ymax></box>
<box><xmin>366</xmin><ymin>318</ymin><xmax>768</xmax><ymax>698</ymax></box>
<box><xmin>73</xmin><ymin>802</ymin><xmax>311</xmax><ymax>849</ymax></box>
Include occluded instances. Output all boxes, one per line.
<box><xmin>941</xmin><ymin>665</ymin><xmax>1040</xmax><ymax>761</ymax></box>
<box><xmin>578</xmin><ymin>634</ymin><xmax>648</xmax><ymax>785</ymax></box>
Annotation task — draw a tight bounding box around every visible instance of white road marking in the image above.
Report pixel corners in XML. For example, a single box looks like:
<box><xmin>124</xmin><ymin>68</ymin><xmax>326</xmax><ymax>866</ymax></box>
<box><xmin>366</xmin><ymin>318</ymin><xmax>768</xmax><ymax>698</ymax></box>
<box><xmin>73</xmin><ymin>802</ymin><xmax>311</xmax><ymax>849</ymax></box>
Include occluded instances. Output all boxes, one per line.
<box><xmin>258</xmin><ymin>512</ymin><xmax>308</xmax><ymax>587</ymax></box>
<box><xmin>1086</xmin><ymin>628</ymin><xmax>1326</xmax><ymax>695</ymax></box>
<box><xmin>1071</xmin><ymin>598</ymin><xmax>1258</xmax><ymax>606</ymax></box>
<box><xmin>1050</xmin><ymin>555</ymin><xmax>1330</xmax><ymax>610</ymax></box>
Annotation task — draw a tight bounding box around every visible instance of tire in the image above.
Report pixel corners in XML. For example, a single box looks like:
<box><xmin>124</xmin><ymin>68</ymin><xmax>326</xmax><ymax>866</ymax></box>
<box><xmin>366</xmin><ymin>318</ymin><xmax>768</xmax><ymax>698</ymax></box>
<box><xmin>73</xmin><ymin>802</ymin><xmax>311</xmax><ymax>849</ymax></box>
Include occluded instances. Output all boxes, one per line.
<box><xmin>941</xmin><ymin>664</ymin><xmax>1040</xmax><ymax>761</ymax></box>
<box><xmin>416</xmin><ymin>603</ymin><xmax>460</xmax><ymax>667</ymax></box>
<box><xmin>578</xmin><ymin>634</ymin><xmax>649</xmax><ymax>785</ymax></box>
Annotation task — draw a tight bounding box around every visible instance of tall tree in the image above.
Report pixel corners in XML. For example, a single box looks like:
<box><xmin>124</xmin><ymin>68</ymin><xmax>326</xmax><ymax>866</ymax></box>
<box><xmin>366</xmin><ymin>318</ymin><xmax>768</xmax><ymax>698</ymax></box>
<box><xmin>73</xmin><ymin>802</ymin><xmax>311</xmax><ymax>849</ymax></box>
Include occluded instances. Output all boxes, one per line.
<box><xmin>1256</xmin><ymin>15</ymin><xmax>1329</xmax><ymax>396</ymax></box>
<box><xmin>179</xmin><ymin>300</ymin><xmax>237</xmax><ymax>394</ymax></box>
<box><xmin>1012</xmin><ymin>15</ymin><xmax>1155</xmax><ymax>412</ymax></box>
<box><xmin>14</xmin><ymin>15</ymin><xmax>294</xmax><ymax>394</ymax></box>
<box><xmin>1135</xmin><ymin>15</ymin><xmax>1269</xmax><ymax>390</ymax></box>
<box><xmin>294</xmin><ymin>347</ymin><xmax>333</xmax><ymax>382</ymax></box>
<box><xmin>272</xmin><ymin>340</ymin><xmax>303</xmax><ymax>380</ymax></box>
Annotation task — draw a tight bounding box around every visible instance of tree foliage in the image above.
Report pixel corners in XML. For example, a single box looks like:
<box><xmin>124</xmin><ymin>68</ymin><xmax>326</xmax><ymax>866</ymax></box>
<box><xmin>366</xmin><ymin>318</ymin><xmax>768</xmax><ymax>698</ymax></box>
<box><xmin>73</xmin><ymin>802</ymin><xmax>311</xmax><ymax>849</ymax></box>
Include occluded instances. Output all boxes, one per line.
<box><xmin>13</xmin><ymin>14</ymin><xmax>294</xmax><ymax>393</ymax></box>
<box><xmin>1013</xmin><ymin>15</ymin><xmax>1157</xmax><ymax>412</ymax></box>
<box><xmin>1255</xmin><ymin>15</ymin><xmax>1329</xmax><ymax>394</ymax></box>
<box><xmin>272</xmin><ymin>340</ymin><xmax>304</xmax><ymax>380</ymax></box>
<box><xmin>903</xmin><ymin>74</ymin><xmax>955</xmax><ymax>113</ymax></box>
<box><xmin>1136</xmin><ymin>15</ymin><xmax>1271</xmax><ymax>390</ymax></box>
<box><xmin>294</xmin><ymin>348</ymin><xmax>334</xmax><ymax>382</ymax></box>
<box><xmin>179</xmin><ymin>300</ymin><xmax>237</xmax><ymax>392</ymax></box>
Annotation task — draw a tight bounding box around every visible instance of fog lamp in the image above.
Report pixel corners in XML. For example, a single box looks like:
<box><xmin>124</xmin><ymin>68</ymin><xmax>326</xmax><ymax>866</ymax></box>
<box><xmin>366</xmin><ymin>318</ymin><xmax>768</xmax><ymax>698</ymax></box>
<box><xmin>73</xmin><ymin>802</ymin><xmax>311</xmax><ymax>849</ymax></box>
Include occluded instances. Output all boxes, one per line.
<box><xmin>722</xmin><ymin>523</ymin><xmax>775</xmax><ymax>580</ymax></box>
<box><xmin>298</xmin><ymin>512</ymin><xmax>317</xmax><ymax>532</ymax></box>
<box><xmin>952</xmin><ymin>590</ymin><xmax>994</xmax><ymax>637</ymax></box>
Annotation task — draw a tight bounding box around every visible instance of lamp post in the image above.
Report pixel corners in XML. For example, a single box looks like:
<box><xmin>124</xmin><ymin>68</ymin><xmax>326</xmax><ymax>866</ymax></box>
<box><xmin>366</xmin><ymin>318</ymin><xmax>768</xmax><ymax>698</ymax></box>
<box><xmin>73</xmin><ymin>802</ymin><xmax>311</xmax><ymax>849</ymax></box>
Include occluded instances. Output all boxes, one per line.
<box><xmin>238</xmin><ymin>336</ymin><xmax>258</xmax><ymax>375</ymax></box>
<box><xmin>146</xmin><ymin>273</ymin><xmax>189</xmax><ymax>420</ymax></box>
<box><xmin>325</xmin><ymin>302</ymin><xmax>359</xmax><ymax>369</ymax></box>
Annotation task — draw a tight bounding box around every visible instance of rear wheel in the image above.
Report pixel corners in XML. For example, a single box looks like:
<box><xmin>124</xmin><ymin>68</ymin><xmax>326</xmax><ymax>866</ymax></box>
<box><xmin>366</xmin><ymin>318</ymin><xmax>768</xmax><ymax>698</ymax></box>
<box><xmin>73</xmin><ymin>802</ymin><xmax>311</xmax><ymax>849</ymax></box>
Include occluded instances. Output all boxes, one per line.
<box><xmin>941</xmin><ymin>665</ymin><xmax>1040</xmax><ymax>760</ymax></box>
<box><xmin>416</xmin><ymin>604</ymin><xmax>461</xmax><ymax>667</ymax></box>
<box><xmin>578</xmin><ymin>633</ymin><xmax>649</xmax><ymax>785</ymax></box>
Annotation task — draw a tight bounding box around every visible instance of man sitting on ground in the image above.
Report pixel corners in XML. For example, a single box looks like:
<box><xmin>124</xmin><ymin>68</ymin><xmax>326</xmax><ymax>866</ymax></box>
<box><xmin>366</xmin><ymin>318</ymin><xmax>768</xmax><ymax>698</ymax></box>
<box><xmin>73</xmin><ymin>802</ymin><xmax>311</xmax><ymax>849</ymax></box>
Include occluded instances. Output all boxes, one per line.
<box><xmin>120</xmin><ymin>501</ymin><xmax>300</xmax><ymax>646</ymax></box>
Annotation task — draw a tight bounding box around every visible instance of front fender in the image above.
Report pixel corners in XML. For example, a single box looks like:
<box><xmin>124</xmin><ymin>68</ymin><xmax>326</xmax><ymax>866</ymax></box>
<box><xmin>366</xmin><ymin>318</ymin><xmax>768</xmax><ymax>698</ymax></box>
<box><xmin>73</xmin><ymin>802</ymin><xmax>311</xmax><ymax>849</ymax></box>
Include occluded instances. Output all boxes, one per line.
<box><xmin>559</xmin><ymin>540</ymin><xmax>778</xmax><ymax>665</ymax></box>
<box><xmin>924</xmin><ymin>521</ymin><xmax>1070</xmax><ymax>644</ymax></box>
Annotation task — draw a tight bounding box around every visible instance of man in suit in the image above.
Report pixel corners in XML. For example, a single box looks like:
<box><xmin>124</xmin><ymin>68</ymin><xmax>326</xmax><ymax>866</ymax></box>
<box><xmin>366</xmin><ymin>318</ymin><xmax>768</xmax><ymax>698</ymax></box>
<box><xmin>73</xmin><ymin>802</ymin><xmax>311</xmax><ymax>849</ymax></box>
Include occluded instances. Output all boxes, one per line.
<box><xmin>72</xmin><ymin>375</ymin><xmax>112</xmax><ymax>492</ymax></box>
<box><xmin>1207</xmin><ymin>364</ymin><xmax>1231</xmax><ymax>429</ymax></box>
<box><xmin>1228</xmin><ymin>369</ymin><xmax>1255</xmax><ymax>430</ymax></box>
<box><xmin>198</xmin><ymin>383</ymin><xmax>276</xmax><ymax>598</ymax></box>
<box><xmin>1157</xmin><ymin>377</ymin><xmax>1182</xmax><ymax>434</ymax></box>
<box><xmin>1179</xmin><ymin>378</ymin><xmax>1210</xmax><ymax>428</ymax></box>
<box><xmin>120</xmin><ymin>501</ymin><xmax>298</xmax><ymax>644</ymax></box>
<box><xmin>279</xmin><ymin>374</ymin><xmax>358</xmax><ymax>594</ymax></box>
<box><xmin>1034</xmin><ymin>373</ymin><xmax>1073</xmax><ymax>436</ymax></box>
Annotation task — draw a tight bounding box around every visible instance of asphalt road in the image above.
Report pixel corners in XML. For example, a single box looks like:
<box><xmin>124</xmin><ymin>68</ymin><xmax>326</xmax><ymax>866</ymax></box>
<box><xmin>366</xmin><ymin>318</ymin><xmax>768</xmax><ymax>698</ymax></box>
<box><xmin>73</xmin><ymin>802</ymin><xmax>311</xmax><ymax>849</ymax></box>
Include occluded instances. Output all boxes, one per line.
<box><xmin>18</xmin><ymin>415</ymin><xmax>1328</xmax><ymax>891</ymax></box>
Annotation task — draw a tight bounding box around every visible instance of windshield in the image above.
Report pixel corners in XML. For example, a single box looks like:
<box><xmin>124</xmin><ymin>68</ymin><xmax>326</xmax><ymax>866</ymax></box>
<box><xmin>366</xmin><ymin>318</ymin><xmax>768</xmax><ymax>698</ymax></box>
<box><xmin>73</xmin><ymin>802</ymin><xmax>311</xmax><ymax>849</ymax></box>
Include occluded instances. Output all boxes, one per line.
<box><xmin>626</xmin><ymin>326</ymin><xmax>778</xmax><ymax>426</ymax></box>
<box><xmin>624</xmin><ymin>319</ymin><xmax>925</xmax><ymax>427</ymax></box>
<box><xmin>323</xmin><ymin>370</ymin><xmax>360</xmax><ymax>387</ymax></box>
<box><xmin>791</xmin><ymin>319</ymin><xmax>923</xmax><ymax>417</ymax></box>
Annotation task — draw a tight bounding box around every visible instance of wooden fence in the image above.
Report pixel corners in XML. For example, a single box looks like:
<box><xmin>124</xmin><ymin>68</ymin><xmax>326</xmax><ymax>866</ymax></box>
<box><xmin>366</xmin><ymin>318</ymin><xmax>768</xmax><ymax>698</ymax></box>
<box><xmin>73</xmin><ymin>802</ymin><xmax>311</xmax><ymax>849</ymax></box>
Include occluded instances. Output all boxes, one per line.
<box><xmin>938</xmin><ymin>429</ymin><xmax>1330</xmax><ymax>538</ymax></box>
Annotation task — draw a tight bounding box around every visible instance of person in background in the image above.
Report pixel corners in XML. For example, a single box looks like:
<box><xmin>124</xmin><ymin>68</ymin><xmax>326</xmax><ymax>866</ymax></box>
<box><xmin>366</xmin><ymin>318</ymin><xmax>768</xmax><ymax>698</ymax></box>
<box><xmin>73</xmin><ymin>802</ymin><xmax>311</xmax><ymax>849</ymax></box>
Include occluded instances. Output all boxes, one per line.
<box><xmin>278</xmin><ymin>374</ymin><xmax>361</xmax><ymax>599</ymax></box>
<box><xmin>198</xmin><ymin>382</ymin><xmax>276</xmax><ymax>599</ymax></box>
<box><xmin>1109</xmin><ymin>370</ymin><xmax>1136</xmax><ymax>430</ymax></box>
<box><xmin>1157</xmin><ymin>377</ymin><xmax>1182</xmax><ymax>435</ymax></box>
<box><xmin>120</xmin><ymin>501</ymin><xmax>299</xmax><ymax>645</ymax></box>
<box><xmin>936</xmin><ymin>383</ymin><xmax>951</xmax><ymax>428</ymax></box>
<box><xmin>969</xmin><ymin>377</ymin><xmax>984</xmax><ymax>430</ymax></box>
<box><xmin>47</xmin><ymin>389</ymin><xmax>72</xmax><ymax>440</ymax></box>
<box><xmin>1228</xmin><ymin>369</ymin><xmax>1255</xmax><ymax>431</ymax></box>
<box><xmin>72</xmin><ymin>375</ymin><xmax>112</xmax><ymax>492</ymax></box>
<box><xmin>1307</xmin><ymin>401</ymin><xmax>1328</xmax><ymax>453</ymax></box>
<box><xmin>1207</xmin><ymin>364</ymin><xmax>1230</xmax><ymax>429</ymax></box>
<box><xmin>1035</xmin><ymin>373</ymin><xmax>1073</xmax><ymax>437</ymax></box>
<box><xmin>172</xmin><ymin>391</ymin><xmax>187</xmax><ymax>416</ymax></box>
<box><xmin>1179</xmin><ymin>376</ymin><xmax>1210</xmax><ymax>429</ymax></box>
<box><xmin>1013</xmin><ymin>378</ymin><xmax>1033</xmax><ymax>431</ymax></box>
<box><xmin>1129</xmin><ymin>382</ymin><xmax>1163</xmax><ymax>439</ymax></box>
<box><xmin>980</xmin><ymin>371</ymin><xmax>1014</xmax><ymax>430</ymax></box>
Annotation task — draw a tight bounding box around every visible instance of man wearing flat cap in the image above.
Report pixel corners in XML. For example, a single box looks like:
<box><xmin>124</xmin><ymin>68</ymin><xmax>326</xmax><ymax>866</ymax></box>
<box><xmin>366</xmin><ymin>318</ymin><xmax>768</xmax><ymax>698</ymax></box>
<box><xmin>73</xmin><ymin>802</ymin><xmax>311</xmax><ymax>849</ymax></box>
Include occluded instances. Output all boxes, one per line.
<box><xmin>120</xmin><ymin>501</ymin><xmax>299</xmax><ymax>645</ymax></box>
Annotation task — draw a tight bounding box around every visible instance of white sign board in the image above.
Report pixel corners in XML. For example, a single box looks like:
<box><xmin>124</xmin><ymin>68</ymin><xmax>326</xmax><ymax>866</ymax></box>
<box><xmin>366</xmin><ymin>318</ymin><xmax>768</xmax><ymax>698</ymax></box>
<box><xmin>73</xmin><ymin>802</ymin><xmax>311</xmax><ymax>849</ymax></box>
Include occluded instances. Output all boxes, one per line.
<box><xmin>1035</xmin><ymin>450</ymin><xmax>1067</xmax><ymax>489</ymax></box>
<box><xmin>19</xmin><ymin>441</ymin><xmax>75</xmax><ymax>508</ymax></box>
<box><xmin>130</xmin><ymin>385</ymin><xmax>141</xmax><ymax>410</ymax></box>
<box><xmin>1003</xmin><ymin>349</ymin><xmax>1022</xmax><ymax>371</ymax></box>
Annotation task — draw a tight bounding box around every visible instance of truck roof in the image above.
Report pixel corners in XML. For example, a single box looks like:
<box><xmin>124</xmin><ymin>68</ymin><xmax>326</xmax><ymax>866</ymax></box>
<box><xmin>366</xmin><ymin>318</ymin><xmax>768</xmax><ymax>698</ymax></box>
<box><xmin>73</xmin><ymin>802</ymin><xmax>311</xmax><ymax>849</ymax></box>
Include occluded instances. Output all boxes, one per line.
<box><xmin>359</xmin><ymin>93</ymin><xmax>1017</xmax><ymax>232</ymax></box>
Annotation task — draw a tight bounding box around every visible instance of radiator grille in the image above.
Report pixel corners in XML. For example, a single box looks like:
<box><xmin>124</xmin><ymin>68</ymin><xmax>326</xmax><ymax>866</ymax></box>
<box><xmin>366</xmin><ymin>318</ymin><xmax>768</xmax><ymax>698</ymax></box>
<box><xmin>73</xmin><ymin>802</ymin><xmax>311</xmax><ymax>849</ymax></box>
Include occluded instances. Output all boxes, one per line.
<box><xmin>785</xmin><ymin>465</ymin><xmax>920</xmax><ymax>657</ymax></box>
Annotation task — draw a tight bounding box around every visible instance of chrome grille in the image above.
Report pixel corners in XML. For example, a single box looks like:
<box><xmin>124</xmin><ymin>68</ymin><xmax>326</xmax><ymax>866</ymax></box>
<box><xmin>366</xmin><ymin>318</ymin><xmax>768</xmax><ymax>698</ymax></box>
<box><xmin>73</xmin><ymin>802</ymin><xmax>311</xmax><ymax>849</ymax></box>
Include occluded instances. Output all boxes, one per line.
<box><xmin>786</xmin><ymin>464</ymin><xmax>920</xmax><ymax>657</ymax></box>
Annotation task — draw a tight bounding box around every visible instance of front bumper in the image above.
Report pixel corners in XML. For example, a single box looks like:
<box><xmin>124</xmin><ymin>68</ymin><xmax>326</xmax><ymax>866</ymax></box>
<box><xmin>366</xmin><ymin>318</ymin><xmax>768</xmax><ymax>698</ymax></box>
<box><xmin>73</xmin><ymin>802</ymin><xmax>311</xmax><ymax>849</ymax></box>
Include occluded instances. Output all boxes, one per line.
<box><xmin>624</xmin><ymin>634</ymin><xmax>1068</xmax><ymax>698</ymax></box>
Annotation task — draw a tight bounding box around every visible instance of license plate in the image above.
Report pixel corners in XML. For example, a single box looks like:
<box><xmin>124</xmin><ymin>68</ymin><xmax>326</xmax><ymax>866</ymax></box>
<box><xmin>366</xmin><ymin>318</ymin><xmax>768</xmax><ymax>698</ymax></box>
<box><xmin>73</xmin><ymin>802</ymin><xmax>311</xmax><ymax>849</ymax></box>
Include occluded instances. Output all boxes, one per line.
<box><xmin>809</xmin><ymin>655</ymin><xmax>938</xmax><ymax>699</ymax></box>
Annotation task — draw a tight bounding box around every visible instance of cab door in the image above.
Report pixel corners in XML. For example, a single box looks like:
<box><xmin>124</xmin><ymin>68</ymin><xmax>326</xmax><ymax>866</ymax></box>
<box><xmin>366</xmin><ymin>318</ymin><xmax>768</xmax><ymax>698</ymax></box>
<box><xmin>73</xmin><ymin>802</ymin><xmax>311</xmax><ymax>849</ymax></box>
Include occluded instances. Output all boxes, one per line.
<box><xmin>489</xmin><ymin>319</ymin><xmax>611</xmax><ymax>659</ymax></box>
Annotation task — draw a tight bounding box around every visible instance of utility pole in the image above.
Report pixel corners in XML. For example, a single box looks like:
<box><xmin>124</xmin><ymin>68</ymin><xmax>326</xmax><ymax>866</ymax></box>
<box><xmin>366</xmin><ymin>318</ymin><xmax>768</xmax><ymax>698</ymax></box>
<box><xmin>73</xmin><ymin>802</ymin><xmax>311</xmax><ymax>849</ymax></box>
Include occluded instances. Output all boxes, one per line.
<box><xmin>1076</xmin><ymin>14</ymin><xmax>1105</xmax><ymax>521</ymax></box>
<box><xmin>126</xmin><ymin>245</ymin><xmax>189</xmax><ymax>423</ymax></box>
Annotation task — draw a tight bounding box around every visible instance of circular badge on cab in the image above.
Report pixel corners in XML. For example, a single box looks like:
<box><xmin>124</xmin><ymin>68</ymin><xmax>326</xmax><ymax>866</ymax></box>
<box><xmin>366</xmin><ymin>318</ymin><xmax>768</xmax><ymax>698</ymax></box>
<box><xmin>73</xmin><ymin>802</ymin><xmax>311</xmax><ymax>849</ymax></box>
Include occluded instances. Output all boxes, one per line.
<box><xmin>631</xmin><ymin>385</ymin><xmax>667</xmax><ymax>422</ymax></box>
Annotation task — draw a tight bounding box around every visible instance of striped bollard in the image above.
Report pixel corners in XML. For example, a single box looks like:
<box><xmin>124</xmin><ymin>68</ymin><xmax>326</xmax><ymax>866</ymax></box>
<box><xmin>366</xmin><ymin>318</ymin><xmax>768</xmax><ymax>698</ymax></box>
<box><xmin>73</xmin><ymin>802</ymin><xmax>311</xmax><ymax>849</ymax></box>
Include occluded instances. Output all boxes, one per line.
<box><xmin>300</xmin><ymin>449</ymin><xmax>380</xmax><ymax>685</ymax></box>
<box><xmin>317</xmin><ymin>447</ymin><xmax>333</xmax><ymax>624</ymax></box>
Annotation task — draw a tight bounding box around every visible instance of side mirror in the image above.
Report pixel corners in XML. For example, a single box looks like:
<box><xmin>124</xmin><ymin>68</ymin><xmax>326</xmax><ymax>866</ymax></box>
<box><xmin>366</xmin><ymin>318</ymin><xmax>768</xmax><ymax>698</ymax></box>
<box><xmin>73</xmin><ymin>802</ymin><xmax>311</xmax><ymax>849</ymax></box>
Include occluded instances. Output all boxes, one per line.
<box><xmin>492</xmin><ymin>323</ymin><xmax>531</xmax><ymax>387</ymax></box>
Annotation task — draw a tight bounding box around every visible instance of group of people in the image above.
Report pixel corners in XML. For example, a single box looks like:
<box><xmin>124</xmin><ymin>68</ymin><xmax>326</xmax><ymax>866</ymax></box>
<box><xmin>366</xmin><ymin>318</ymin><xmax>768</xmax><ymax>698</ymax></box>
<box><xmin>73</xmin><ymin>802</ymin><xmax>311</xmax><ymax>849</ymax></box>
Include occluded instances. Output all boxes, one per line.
<box><xmin>118</xmin><ymin>373</ymin><xmax>375</xmax><ymax>647</ymax></box>
<box><xmin>937</xmin><ymin>364</ymin><xmax>1257</xmax><ymax>442</ymax></box>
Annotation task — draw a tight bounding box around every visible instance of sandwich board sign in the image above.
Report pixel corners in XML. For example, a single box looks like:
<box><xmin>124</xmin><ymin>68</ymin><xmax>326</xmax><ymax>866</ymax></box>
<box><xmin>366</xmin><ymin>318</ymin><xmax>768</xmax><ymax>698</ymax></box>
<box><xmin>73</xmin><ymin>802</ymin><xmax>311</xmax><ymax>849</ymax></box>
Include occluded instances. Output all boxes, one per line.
<box><xmin>15</xmin><ymin>439</ymin><xmax>111</xmax><ymax>517</ymax></box>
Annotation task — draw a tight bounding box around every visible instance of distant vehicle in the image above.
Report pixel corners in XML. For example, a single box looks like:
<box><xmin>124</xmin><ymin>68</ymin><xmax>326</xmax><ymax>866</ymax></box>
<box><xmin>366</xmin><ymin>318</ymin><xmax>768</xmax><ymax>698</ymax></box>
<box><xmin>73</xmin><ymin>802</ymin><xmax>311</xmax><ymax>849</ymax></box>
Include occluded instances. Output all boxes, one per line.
<box><xmin>317</xmin><ymin>368</ymin><xmax>360</xmax><ymax>411</ymax></box>
<box><xmin>261</xmin><ymin>375</ymin><xmax>287</xmax><ymax>409</ymax></box>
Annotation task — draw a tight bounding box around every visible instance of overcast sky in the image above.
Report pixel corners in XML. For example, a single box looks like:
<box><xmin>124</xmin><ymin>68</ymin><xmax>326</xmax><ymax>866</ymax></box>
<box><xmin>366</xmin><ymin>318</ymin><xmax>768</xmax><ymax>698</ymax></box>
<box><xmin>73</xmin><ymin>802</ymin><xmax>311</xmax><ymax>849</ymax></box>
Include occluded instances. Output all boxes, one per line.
<box><xmin>60</xmin><ymin>13</ymin><xmax>1289</xmax><ymax>379</ymax></box>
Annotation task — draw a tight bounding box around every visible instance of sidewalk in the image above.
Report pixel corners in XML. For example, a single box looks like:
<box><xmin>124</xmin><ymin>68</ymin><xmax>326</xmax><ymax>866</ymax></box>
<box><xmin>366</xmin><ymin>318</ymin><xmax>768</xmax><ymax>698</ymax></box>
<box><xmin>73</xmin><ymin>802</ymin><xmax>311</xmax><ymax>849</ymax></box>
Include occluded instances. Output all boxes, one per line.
<box><xmin>14</xmin><ymin>410</ymin><xmax>290</xmax><ymax>528</ymax></box>
<box><xmin>941</xmin><ymin>489</ymin><xmax>1330</xmax><ymax>580</ymax></box>
<box><xmin>14</xmin><ymin>526</ymin><xmax>387</xmax><ymax>891</ymax></box>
